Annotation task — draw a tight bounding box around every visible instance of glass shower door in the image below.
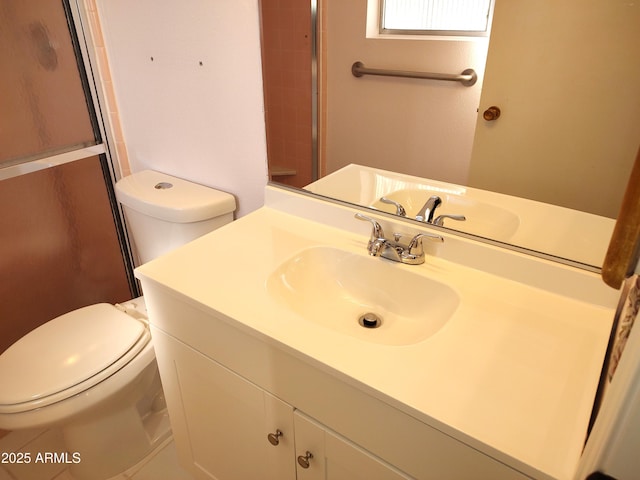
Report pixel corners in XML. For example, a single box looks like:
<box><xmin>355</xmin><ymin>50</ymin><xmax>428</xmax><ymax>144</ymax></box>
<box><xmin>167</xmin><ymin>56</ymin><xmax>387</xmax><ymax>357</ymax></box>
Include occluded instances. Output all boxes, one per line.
<box><xmin>0</xmin><ymin>0</ymin><xmax>134</xmax><ymax>354</ymax></box>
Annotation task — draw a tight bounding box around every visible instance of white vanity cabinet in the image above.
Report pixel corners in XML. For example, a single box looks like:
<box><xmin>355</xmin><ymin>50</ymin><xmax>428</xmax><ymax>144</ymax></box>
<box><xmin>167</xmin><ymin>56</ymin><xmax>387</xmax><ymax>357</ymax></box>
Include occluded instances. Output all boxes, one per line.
<box><xmin>144</xmin><ymin>290</ymin><xmax>533</xmax><ymax>480</ymax></box>
<box><xmin>151</xmin><ymin>329</ymin><xmax>296</xmax><ymax>480</ymax></box>
<box><xmin>152</xmin><ymin>328</ymin><xmax>410</xmax><ymax>480</ymax></box>
<box><xmin>293</xmin><ymin>411</ymin><xmax>411</xmax><ymax>480</ymax></box>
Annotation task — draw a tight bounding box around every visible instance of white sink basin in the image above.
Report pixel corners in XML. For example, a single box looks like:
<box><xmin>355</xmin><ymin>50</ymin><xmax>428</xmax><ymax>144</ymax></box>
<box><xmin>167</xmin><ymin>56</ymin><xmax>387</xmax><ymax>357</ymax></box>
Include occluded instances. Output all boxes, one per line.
<box><xmin>371</xmin><ymin>188</ymin><xmax>520</xmax><ymax>241</ymax></box>
<box><xmin>267</xmin><ymin>246</ymin><xmax>459</xmax><ymax>346</ymax></box>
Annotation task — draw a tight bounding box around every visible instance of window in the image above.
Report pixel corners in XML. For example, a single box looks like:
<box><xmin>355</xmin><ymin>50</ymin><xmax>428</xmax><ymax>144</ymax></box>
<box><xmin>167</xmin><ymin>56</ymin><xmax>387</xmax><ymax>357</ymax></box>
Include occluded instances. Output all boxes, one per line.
<box><xmin>380</xmin><ymin>0</ymin><xmax>492</xmax><ymax>36</ymax></box>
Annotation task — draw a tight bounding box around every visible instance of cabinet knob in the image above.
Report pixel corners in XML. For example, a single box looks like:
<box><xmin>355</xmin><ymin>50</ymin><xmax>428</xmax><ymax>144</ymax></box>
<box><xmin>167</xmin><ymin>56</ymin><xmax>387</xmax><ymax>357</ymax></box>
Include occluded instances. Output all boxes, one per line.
<box><xmin>482</xmin><ymin>106</ymin><xmax>501</xmax><ymax>121</ymax></box>
<box><xmin>297</xmin><ymin>450</ymin><xmax>314</xmax><ymax>469</ymax></box>
<box><xmin>267</xmin><ymin>429</ymin><xmax>283</xmax><ymax>446</ymax></box>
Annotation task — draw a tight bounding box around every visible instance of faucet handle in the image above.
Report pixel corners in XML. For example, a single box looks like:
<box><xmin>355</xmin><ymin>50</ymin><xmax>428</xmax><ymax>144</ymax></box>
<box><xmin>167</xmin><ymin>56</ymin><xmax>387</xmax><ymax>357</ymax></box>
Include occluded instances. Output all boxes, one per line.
<box><xmin>355</xmin><ymin>213</ymin><xmax>385</xmax><ymax>238</ymax></box>
<box><xmin>407</xmin><ymin>232</ymin><xmax>444</xmax><ymax>255</ymax></box>
<box><xmin>379</xmin><ymin>197</ymin><xmax>406</xmax><ymax>216</ymax></box>
<box><xmin>355</xmin><ymin>213</ymin><xmax>387</xmax><ymax>256</ymax></box>
<box><xmin>433</xmin><ymin>214</ymin><xmax>466</xmax><ymax>227</ymax></box>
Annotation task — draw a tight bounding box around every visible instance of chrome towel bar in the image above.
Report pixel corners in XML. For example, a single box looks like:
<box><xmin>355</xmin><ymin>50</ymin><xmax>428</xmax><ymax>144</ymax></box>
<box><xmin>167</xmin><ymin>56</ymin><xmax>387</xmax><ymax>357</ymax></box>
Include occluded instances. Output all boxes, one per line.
<box><xmin>351</xmin><ymin>61</ymin><xmax>477</xmax><ymax>87</ymax></box>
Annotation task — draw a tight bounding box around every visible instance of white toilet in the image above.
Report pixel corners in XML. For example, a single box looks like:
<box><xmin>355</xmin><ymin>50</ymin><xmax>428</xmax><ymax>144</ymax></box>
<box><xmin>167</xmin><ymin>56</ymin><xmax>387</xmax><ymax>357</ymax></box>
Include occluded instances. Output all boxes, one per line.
<box><xmin>0</xmin><ymin>170</ymin><xmax>235</xmax><ymax>480</ymax></box>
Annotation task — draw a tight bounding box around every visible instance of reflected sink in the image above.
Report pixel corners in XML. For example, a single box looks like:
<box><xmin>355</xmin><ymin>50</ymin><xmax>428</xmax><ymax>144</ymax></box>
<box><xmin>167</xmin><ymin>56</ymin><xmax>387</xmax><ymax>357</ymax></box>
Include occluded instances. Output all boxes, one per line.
<box><xmin>371</xmin><ymin>188</ymin><xmax>520</xmax><ymax>241</ymax></box>
<box><xmin>267</xmin><ymin>246</ymin><xmax>459</xmax><ymax>345</ymax></box>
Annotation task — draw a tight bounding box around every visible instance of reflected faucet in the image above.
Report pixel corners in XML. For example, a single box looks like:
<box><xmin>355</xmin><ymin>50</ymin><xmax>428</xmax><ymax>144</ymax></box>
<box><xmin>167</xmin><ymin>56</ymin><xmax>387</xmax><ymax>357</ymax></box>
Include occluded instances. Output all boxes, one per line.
<box><xmin>416</xmin><ymin>195</ymin><xmax>442</xmax><ymax>223</ymax></box>
<box><xmin>379</xmin><ymin>197</ymin><xmax>406</xmax><ymax>216</ymax></box>
<box><xmin>433</xmin><ymin>214</ymin><xmax>466</xmax><ymax>227</ymax></box>
<box><xmin>379</xmin><ymin>194</ymin><xmax>466</xmax><ymax>227</ymax></box>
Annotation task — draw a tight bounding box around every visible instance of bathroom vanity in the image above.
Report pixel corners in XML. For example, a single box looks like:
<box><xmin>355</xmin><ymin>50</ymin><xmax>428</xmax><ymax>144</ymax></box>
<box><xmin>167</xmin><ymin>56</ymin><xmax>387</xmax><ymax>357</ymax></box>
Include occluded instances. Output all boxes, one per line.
<box><xmin>136</xmin><ymin>187</ymin><xmax>618</xmax><ymax>480</ymax></box>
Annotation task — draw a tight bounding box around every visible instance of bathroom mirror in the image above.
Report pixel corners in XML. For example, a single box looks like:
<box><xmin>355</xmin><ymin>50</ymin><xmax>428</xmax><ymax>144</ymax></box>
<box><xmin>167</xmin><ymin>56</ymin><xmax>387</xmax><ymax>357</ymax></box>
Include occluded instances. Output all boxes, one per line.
<box><xmin>262</xmin><ymin>0</ymin><xmax>640</xmax><ymax>270</ymax></box>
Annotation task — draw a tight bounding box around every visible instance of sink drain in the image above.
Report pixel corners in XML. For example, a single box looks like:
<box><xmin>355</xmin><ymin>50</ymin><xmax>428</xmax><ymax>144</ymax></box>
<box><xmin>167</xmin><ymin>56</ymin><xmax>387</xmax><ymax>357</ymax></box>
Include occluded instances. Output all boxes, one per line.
<box><xmin>358</xmin><ymin>313</ymin><xmax>382</xmax><ymax>329</ymax></box>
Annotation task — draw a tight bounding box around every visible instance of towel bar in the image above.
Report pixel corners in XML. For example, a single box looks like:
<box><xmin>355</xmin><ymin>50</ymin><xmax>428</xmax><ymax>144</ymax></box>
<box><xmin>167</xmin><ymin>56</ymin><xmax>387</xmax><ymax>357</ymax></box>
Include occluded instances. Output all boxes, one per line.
<box><xmin>351</xmin><ymin>61</ymin><xmax>477</xmax><ymax>86</ymax></box>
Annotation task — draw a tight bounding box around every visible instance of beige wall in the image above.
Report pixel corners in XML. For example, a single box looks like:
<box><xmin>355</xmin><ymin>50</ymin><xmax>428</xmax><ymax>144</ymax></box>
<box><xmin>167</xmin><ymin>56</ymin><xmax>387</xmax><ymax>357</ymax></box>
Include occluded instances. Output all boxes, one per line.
<box><xmin>323</xmin><ymin>0</ymin><xmax>489</xmax><ymax>184</ymax></box>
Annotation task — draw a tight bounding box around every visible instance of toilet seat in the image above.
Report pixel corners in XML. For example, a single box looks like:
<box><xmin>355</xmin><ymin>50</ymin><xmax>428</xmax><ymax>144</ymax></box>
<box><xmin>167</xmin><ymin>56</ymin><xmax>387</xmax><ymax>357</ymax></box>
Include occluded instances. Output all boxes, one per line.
<box><xmin>0</xmin><ymin>304</ymin><xmax>150</xmax><ymax>413</ymax></box>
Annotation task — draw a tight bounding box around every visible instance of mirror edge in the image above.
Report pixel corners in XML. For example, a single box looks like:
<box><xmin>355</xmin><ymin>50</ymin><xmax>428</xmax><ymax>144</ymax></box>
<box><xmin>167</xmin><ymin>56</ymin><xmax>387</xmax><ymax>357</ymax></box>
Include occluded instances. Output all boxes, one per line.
<box><xmin>602</xmin><ymin>145</ymin><xmax>640</xmax><ymax>289</ymax></box>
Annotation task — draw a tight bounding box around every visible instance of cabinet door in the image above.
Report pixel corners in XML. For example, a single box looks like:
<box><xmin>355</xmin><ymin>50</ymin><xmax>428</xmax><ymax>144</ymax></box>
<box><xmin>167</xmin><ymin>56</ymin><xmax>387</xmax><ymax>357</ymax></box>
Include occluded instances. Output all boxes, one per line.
<box><xmin>151</xmin><ymin>330</ymin><xmax>296</xmax><ymax>480</ymax></box>
<box><xmin>294</xmin><ymin>411</ymin><xmax>412</xmax><ymax>480</ymax></box>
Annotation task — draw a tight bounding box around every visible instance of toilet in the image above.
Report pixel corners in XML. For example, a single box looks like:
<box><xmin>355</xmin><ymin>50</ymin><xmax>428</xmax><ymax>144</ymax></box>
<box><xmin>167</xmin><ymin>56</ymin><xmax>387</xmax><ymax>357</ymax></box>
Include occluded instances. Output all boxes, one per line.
<box><xmin>0</xmin><ymin>170</ymin><xmax>235</xmax><ymax>480</ymax></box>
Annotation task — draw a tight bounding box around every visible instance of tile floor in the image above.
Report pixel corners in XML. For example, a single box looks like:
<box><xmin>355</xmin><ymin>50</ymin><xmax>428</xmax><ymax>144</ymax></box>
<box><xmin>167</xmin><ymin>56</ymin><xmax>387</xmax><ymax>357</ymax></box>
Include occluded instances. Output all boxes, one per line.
<box><xmin>0</xmin><ymin>428</ymin><xmax>193</xmax><ymax>480</ymax></box>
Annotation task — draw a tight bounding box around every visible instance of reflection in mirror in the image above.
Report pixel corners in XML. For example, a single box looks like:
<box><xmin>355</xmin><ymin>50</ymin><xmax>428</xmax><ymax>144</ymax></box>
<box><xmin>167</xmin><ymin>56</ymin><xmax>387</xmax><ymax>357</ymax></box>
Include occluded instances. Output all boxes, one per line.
<box><xmin>306</xmin><ymin>164</ymin><xmax>615</xmax><ymax>268</ymax></box>
<box><xmin>261</xmin><ymin>0</ymin><xmax>640</xmax><ymax>270</ymax></box>
<box><xmin>259</xmin><ymin>0</ymin><xmax>315</xmax><ymax>188</ymax></box>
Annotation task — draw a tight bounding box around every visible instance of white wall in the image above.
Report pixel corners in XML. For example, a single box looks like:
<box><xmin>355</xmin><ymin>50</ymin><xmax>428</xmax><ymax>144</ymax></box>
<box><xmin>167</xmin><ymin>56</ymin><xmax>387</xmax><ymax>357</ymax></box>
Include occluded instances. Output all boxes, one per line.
<box><xmin>324</xmin><ymin>0</ymin><xmax>489</xmax><ymax>184</ymax></box>
<box><xmin>96</xmin><ymin>0</ymin><xmax>268</xmax><ymax>218</ymax></box>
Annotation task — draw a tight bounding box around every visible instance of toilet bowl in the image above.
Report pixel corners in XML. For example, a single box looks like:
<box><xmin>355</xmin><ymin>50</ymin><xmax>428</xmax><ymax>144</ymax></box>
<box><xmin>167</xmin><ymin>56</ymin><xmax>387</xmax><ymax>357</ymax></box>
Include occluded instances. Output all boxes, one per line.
<box><xmin>0</xmin><ymin>300</ymin><xmax>163</xmax><ymax>480</ymax></box>
<box><xmin>0</xmin><ymin>171</ymin><xmax>236</xmax><ymax>480</ymax></box>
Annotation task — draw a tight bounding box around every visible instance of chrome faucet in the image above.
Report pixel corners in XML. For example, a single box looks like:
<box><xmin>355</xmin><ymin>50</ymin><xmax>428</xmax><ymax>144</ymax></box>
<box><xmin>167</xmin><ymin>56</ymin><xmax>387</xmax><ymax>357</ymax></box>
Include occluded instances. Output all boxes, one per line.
<box><xmin>379</xmin><ymin>195</ymin><xmax>466</xmax><ymax>227</ymax></box>
<box><xmin>416</xmin><ymin>195</ymin><xmax>442</xmax><ymax>223</ymax></box>
<box><xmin>355</xmin><ymin>213</ymin><xmax>443</xmax><ymax>265</ymax></box>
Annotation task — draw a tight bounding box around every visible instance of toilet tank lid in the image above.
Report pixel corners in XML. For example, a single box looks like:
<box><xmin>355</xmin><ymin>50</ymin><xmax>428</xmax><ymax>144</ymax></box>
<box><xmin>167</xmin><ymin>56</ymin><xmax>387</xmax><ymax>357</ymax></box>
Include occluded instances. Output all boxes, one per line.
<box><xmin>115</xmin><ymin>170</ymin><xmax>236</xmax><ymax>223</ymax></box>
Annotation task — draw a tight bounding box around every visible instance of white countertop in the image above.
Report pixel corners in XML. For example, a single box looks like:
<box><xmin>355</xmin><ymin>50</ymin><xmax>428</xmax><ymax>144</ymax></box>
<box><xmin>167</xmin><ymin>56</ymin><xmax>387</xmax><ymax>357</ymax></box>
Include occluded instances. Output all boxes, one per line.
<box><xmin>136</xmin><ymin>192</ymin><xmax>617</xmax><ymax>480</ymax></box>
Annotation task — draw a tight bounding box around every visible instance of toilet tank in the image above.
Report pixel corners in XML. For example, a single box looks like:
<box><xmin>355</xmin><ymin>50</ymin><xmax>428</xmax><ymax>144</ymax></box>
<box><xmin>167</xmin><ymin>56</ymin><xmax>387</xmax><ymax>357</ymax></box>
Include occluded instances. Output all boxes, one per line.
<box><xmin>115</xmin><ymin>170</ymin><xmax>236</xmax><ymax>265</ymax></box>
